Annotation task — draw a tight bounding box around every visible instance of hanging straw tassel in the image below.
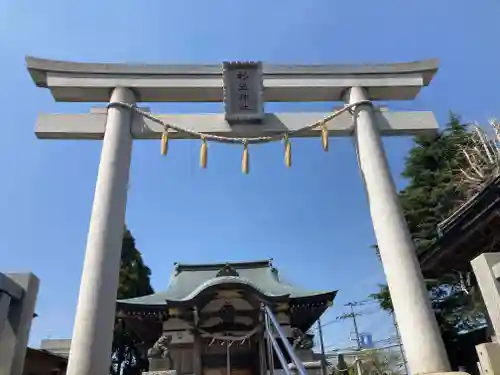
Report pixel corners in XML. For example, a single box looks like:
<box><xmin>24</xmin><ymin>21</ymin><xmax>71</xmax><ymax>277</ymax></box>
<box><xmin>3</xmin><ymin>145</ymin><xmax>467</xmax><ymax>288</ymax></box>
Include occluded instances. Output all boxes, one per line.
<box><xmin>321</xmin><ymin>122</ymin><xmax>329</xmax><ymax>151</ymax></box>
<box><xmin>200</xmin><ymin>137</ymin><xmax>208</xmax><ymax>169</ymax></box>
<box><xmin>161</xmin><ymin>127</ymin><xmax>169</xmax><ymax>156</ymax></box>
<box><xmin>284</xmin><ymin>134</ymin><xmax>292</xmax><ymax>168</ymax></box>
<box><xmin>242</xmin><ymin>141</ymin><xmax>249</xmax><ymax>174</ymax></box>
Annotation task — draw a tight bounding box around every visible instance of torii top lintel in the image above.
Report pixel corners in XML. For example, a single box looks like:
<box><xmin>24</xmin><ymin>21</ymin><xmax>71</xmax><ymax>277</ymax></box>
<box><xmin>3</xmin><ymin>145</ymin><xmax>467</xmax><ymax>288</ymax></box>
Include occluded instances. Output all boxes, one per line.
<box><xmin>26</xmin><ymin>56</ymin><xmax>439</xmax><ymax>103</ymax></box>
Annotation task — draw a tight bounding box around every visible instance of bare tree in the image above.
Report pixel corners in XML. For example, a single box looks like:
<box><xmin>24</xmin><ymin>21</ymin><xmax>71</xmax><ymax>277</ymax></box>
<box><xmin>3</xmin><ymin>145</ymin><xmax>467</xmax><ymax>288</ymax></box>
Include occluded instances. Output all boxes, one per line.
<box><xmin>456</xmin><ymin>120</ymin><xmax>500</xmax><ymax>201</ymax></box>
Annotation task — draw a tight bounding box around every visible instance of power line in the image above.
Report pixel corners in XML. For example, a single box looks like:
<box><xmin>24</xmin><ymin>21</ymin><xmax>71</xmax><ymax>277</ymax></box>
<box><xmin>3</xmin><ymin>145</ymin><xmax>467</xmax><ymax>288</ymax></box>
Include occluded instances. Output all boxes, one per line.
<box><xmin>316</xmin><ymin>301</ymin><xmax>381</xmax><ymax>330</ymax></box>
<box><xmin>320</xmin><ymin>318</ymin><xmax>343</xmax><ymax>328</ymax></box>
<box><xmin>323</xmin><ymin>337</ymin><xmax>399</xmax><ymax>351</ymax></box>
<box><xmin>318</xmin><ymin>298</ymin><xmax>403</xmax><ymax>365</ymax></box>
<box><xmin>319</xmin><ymin>301</ymin><xmax>408</xmax><ymax>375</ymax></box>
<box><xmin>318</xmin><ymin>300</ymin><xmax>373</xmax><ymax>355</ymax></box>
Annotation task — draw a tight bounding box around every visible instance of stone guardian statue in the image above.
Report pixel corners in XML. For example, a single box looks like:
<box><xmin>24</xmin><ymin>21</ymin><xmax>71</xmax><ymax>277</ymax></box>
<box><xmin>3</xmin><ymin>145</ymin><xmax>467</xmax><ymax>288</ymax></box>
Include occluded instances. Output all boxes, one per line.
<box><xmin>147</xmin><ymin>335</ymin><xmax>174</xmax><ymax>371</ymax></box>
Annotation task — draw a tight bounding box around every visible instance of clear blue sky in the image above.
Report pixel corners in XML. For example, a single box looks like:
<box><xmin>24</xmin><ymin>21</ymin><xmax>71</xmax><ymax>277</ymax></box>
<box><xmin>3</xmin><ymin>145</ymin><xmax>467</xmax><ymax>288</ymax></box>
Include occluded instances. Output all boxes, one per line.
<box><xmin>1</xmin><ymin>0</ymin><xmax>499</xmax><ymax>351</ymax></box>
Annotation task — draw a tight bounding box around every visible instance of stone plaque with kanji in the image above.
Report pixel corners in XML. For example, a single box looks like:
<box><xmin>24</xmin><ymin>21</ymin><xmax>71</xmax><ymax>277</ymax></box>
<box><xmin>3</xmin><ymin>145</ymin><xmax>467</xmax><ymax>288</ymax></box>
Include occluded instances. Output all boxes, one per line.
<box><xmin>223</xmin><ymin>61</ymin><xmax>264</xmax><ymax>123</ymax></box>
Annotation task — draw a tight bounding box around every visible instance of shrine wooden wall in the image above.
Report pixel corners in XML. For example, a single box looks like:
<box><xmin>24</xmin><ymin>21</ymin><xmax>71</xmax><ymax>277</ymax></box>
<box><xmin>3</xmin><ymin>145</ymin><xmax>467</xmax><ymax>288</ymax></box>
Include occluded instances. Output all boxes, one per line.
<box><xmin>170</xmin><ymin>345</ymin><xmax>194</xmax><ymax>375</ymax></box>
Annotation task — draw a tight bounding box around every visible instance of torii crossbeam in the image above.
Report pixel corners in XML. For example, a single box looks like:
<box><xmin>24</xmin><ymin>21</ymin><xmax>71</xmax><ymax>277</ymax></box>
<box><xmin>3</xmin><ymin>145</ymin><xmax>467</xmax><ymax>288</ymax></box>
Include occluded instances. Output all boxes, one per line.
<box><xmin>27</xmin><ymin>57</ymin><xmax>454</xmax><ymax>375</ymax></box>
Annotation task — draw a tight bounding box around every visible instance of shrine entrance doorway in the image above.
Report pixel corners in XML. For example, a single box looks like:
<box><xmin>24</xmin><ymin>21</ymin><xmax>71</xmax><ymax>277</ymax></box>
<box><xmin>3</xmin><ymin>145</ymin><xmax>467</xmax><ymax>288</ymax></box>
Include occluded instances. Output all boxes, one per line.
<box><xmin>203</xmin><ymin>356</ymin><xmax>257</xmax><ymax>375</ymax></box>
<box><xmin>202</xmin><ymin>337</ymin><xmax>259</xmax><ymax>375</ymax></box>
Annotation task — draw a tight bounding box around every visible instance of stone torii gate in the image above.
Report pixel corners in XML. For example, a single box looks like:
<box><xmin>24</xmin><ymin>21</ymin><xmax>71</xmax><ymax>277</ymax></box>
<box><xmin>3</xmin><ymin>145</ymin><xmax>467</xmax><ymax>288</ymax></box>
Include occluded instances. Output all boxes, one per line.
<box><xmin>26</xmin><ymin>57</ymin><xmax>455</xmax><ymax>375</ymax></box>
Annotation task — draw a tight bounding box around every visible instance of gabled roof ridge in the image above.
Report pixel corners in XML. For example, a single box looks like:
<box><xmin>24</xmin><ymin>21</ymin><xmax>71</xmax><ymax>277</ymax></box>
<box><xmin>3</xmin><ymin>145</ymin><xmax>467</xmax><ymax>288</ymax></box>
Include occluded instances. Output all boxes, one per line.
<box><xmin>174</xmin><ymin>259</ymin><xmax>273</xmax><ymax>273</ymax></box>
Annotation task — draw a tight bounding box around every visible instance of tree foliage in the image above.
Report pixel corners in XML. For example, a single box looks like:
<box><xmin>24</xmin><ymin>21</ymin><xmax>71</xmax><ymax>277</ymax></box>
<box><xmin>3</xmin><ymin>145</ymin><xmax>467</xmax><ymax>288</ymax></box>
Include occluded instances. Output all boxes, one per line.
<box><xmin>110</xmin><ymin>228</ymin><xmax>154</xmax><ymax>375</ymax></box>
<box><xmin>398</xmin><ymin>114</ymin><xmax>469</xmax><ymax>249</ymax></box>
<box><xmin>370</xmin><ymin>113</ymin><xmax>484</xmax><ymax>336</ymax></box>
<box><xmin>359</xmin><ymin>349</ymin><xmax>405</xmax><ymax>375</ymax></box>
<box><xmin>331</xmin><ymin>350</ymin><xmax>404</xmax><ymax>375</ymax></box>
<box><xmin>117</xmin><ymin>229</ymin><xmax>154</xmax><ymax>300</ymax></box>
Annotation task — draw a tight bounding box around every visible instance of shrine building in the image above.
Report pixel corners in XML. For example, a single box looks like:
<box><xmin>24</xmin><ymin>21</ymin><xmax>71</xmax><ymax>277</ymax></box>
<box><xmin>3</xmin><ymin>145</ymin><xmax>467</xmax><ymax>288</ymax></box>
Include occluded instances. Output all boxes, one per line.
<box><xmin>116</xmin><ymin>259</ymin><xmax>337</xmax><ymax>375</ymax></box>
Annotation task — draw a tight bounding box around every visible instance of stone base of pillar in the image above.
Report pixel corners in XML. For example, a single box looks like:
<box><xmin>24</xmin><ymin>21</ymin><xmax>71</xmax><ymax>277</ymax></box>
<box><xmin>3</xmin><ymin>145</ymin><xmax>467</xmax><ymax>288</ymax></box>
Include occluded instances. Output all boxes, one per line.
<box><xmin>288</xmin><ymin>360</ymin><xmax>322</xmax><ymax>375</ymax></box>
<box><xmin>148</xmin><ymin>358</ymin><xmax>174</xmax><ymax>371</ymax></box>
<box><xmin>142</xmin><ymin>371</ymin><xmax>177</xmax><ymax>375</ymax></box>
<box><xmin>476</xmin><ymin>342</ymin><xmax>500</xmax><ymax>375</ymax></box>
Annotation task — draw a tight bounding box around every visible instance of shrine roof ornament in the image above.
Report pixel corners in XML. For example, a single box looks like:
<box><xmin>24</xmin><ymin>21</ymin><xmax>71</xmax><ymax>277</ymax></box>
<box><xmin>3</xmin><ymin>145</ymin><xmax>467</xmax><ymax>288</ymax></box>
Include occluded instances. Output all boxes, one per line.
<box><xmin>117</xmin><ymin>259</ymin><xmax>336</xmax><ymax>308</ymax></box>
<box><xmin>26</xmin><ymin>56</ymin><xmax>438</xmax><ymax>102</ymax></box>
<box><xmin>216</xmin><ymin>263</ymin><xmax>240</xmax><ymax>278</ymax></box>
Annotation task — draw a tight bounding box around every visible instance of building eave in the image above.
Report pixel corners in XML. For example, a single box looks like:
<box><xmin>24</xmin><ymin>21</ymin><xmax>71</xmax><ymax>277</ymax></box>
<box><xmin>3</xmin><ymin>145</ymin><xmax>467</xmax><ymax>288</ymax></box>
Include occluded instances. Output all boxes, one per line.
<box><xmin>289</xmin><ymin>293</ymin><xmax>337</xmax><ymax>332</ymax></box>
<box><xmin>116</xmin><ymin>288</ymin><xmax>337</xmax><ymax>311</ymax></box>
<box><xmin>26</xmin><ymin>347</ymin><xmax>68</xmax><ymax>363</ymax></box>
<box><xmin>290</xmin><ymin>290</ymin><xmax>338</xmax><ymax>304</ymax></box>
<box><xmin>437</xmin><ymin>174</ymin><xmax>500</xmax><ymax>235</ymax></box>
<box><xmin>418</xmin><ymin>175</ymin><xmax>500</xmax><ymax>277</ymax></box>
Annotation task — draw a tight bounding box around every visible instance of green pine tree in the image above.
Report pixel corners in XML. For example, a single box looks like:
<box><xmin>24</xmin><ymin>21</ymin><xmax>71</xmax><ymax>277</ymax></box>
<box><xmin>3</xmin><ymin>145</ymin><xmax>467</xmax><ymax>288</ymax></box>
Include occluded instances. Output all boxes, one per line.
<box><xmin>370</xmin><ymin>113</ymin><xmax>484</xmax><ymax>336</ymax></box>
<box><xmin>111</xmin><ymin>228</ymin><xmax>154</xmax><ymax>375</ymax></box>
<box><xmin>117</xmin><ymin>229</ymin><xmax>154</xmax><ymax>300</ymax></box>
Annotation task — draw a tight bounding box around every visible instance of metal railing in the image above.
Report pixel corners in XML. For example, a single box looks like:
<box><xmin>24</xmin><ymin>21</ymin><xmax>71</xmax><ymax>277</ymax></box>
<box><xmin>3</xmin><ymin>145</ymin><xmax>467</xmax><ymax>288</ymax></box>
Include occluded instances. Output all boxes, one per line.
<box><xmin>262</xmin><ymin>304</ymin><xmax>308</xmax><ymax>375</ymax></box>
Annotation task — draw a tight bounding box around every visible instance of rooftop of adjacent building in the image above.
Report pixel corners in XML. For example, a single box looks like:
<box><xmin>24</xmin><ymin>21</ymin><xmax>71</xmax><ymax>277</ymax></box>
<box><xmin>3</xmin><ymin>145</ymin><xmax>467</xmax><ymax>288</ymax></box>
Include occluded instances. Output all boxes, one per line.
<box><xmin>23</xmin><ymin>345</ymin><xmax>68</xmax><ymax>375</ymax></box>
<box><xmin>418</xmin><ymin>174</ymin><xmax>500</xmax><ymax>278</ymax></box>
<box><xmin>39</xmin><ymin>339</ymin><xmax>71</xmax><ymax>358</ymax></box>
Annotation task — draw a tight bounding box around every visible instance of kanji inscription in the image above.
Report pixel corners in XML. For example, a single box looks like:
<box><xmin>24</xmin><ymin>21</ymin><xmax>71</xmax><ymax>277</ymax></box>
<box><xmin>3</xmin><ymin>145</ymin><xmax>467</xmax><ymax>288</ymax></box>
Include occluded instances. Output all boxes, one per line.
<box><xmin>223</xmin><ymin>61</ymin><xmax>264</xmax><ymax>123</ymax></box>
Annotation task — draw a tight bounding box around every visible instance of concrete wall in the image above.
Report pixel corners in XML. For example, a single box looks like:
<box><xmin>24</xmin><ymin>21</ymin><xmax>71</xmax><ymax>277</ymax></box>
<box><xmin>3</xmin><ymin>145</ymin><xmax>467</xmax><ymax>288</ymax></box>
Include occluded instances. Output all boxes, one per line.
<box><xmin>40</xmin><ymin>340</ymin><xmax>71</xmax><ymax>359</ymax></box>
<box><xmin>471</xmin><ymin>253</ymin><xmax>500</xmax><ymax>343</ymax></box>
<box><xmin>0</xmin><ymin>273</ymin><xmax>39</xmax><ymax>375</ymax></box>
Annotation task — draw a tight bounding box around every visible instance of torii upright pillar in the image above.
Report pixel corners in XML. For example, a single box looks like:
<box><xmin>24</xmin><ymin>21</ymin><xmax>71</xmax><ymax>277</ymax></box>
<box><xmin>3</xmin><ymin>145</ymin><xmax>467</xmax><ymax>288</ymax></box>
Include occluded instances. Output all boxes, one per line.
<box><xmin>346</xmin><ymin>86</ymin><xmax>450</xmax><ymax>374</ymax></box>
<box><xmin>27</xmin><ymin>57</ymin><xmax>456</xmax><ymax>375</ymax></box>
<box><xmin>64</xmin><ymin>87</ymin><xmax>136</xmax><ymax>375</ymax></box>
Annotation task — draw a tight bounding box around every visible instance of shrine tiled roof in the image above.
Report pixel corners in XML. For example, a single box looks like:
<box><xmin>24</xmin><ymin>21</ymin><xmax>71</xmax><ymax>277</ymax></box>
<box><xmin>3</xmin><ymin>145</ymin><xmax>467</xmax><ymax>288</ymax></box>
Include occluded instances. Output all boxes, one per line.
<box><xmin>117</xmin><ymin>259</ymin><xmax>336</xmax><ymax>308</ymax></box>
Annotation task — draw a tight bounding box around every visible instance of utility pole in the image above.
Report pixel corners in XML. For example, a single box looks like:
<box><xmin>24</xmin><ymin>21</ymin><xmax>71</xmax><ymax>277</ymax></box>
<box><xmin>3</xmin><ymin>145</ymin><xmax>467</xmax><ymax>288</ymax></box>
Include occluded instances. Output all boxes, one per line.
<box><xmin>317</xmin><ymin>319</ymin><xmax>328</xmax><ymax>375</ymax></box>
<box><xmin>391</xmin><ymin>312</ymin><xmax>409</xmax><ymax>375</ymax></box>
<box><xmin>337</xmin><ymin>301</ymin><xmax>366</xmax><ymax>375</ymax></box>
<box><xmin>346</xmin><ymin>303</ymin><xmax>362</xmax><ymax>350</ymax></box>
